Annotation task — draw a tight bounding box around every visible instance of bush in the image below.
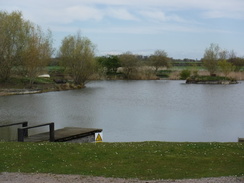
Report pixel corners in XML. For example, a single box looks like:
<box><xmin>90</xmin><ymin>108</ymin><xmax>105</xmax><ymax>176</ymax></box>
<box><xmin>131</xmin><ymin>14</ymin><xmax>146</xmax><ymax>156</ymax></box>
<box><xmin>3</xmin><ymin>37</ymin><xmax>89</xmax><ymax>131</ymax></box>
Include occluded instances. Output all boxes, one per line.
<box><xmin>180</xmin><ymin>69</ymin><xmax>191</xmax><ymax>80</ymax></box>
<box><xmin>156</xmin><ymin>70</ymin><xmax>172</xmax><ymax>78</ymax></box>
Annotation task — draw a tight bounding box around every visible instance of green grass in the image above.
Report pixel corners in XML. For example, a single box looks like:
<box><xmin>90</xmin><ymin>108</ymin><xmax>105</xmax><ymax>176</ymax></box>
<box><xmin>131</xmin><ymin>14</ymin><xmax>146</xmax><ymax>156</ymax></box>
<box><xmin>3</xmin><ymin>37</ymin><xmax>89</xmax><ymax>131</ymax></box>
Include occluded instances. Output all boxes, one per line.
<box><xmin>0</xmin><ymin>77</ymin><xmax>54</xmax><ymax>85</ymax></box>
<box><xmin>33</xmin><ymin>77</ymin><xmax>54</xmax><ymax>84</ymax></box>
<box><xmin>172</xmin><ymin>66</ymin><xmax>204</xmax><ymax>70</ymax></box>
<box><xmin>0</xmin><ymin>142</ymin><xmax>243</xmax><ymax>180</ymax></box>
<box><xmin>47</xmin><ymin>66</ymin><xmax>65</xmax><ymax>74</ymax></box>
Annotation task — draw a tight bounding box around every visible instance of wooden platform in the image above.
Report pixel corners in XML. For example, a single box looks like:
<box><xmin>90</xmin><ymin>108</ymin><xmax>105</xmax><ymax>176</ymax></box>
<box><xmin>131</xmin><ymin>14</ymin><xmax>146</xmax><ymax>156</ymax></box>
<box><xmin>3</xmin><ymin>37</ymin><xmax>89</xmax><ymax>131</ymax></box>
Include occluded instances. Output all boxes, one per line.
<box><xmin>238</xmin><ymin>138</ymin><xmax>244</xmax><ymax>142</ymax></box>
<box><xmin>24</xmin><ymin>127</ymin><xmax>102</xmax><ymax>142</ymax></box>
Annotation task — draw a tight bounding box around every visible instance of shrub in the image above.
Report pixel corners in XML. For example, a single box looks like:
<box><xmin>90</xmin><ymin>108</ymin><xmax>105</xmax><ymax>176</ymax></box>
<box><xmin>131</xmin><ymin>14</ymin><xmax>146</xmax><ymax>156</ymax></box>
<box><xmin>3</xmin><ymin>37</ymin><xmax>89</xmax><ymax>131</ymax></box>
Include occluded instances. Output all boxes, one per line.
<box><xmin>156</xmin><ymin>70</ymin><xmax>172</xmax><ymax>78</ymax></box>
<box><xmin>180</xmin><ymin>69</ymin><xmax>191</xmax><ymax>80</ymax></box>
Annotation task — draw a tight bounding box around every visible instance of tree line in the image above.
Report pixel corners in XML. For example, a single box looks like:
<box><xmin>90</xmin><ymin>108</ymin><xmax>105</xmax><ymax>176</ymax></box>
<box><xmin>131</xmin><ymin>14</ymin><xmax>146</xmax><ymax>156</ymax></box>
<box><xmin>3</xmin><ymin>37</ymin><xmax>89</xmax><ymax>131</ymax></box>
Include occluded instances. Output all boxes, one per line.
<box><xmin>1</xmin><ymin>11</ymin><xmax>244</xmax><ymax>88</ymax></box>
<box><xmin>97</xmin><ymin>50</ymin><xmax>171</xmax><ymax>79</ymax></box>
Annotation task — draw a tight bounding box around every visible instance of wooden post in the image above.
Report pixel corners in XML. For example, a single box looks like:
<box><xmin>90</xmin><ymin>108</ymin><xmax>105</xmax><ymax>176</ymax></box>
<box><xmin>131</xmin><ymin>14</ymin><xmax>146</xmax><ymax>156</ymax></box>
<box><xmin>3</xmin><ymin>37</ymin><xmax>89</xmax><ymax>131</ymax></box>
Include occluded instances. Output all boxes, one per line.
<box><xmin>18</xmin><ymin>128</ymin><xmax>24</xmax><ymax>142</ymax></box>
<box><xmin>49</xmin><ymin>123</ymin><xmax>55</xmax><ymax>142</ymax></box>
<box><xmin>22</xmin><ymin>121</ymin><xmax>28</xmax><ymax>137</ymax></box>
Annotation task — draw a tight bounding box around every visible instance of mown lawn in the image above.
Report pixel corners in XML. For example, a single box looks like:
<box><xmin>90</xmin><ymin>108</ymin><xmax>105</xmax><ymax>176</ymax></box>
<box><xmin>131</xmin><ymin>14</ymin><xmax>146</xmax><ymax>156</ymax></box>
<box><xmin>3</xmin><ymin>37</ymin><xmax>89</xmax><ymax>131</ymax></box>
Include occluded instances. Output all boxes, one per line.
<box><xmin>0</xmin><ymin>142</ymin><xmax>243</xmax><ymax>180</ymax></box>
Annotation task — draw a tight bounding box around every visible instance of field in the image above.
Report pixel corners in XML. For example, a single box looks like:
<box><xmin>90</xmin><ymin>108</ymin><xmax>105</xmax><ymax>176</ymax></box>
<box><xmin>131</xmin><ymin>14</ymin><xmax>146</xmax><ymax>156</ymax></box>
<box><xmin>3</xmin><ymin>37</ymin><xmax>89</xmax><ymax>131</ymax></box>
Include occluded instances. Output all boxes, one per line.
<box><xmin>0</xmin><ymin>141</ymin><xmax>243</xmax><ymax>180</ymax></box>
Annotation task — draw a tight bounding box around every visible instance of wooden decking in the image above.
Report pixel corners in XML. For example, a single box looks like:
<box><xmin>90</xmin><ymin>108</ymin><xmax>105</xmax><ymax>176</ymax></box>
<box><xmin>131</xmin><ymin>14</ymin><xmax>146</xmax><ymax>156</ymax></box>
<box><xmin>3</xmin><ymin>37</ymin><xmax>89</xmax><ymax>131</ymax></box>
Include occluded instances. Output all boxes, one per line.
<box><xmin>24</xmin><ymin>127</ymin><xmax>103</xmax><ymax>142</ymax></box>
<box><xmin>238</xmin><ymin>138</ymin><xmax>244</xmax><ymax>142</ymax></box>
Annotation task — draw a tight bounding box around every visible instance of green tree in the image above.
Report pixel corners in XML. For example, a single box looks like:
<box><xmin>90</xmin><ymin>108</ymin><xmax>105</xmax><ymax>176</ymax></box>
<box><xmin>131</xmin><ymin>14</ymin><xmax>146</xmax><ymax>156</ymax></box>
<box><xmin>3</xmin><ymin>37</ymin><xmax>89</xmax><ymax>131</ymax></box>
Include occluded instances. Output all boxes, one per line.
<box><xmin>0</xmin><ymin>11</ymin><xmax>53</xmax><ymax>85</ymax></box>
<box><xmin>228</xmin><ymin>57</ymin><xmax>244</xmax><ymax>71</ymax></box>
<box><xmin>97</xmin><ymin>55</ymin><xmax>120</xmax><ymax>73</ymax></box>
<box><xmin>202</xmin><ymin>43</ymin><xmax>221</xmax><ymax>76</ymax></box>
<box><xmin>59</xmin><ymin>32</ymin><xmax>96</xmax><ymax>85</ymax></box>
<box><xmin>119</xmin><ymin>52</ymin><xmax>138</xmax><ymax>79</ymax></box>
<box><xmin>149</xmin><ymin>50</ymin><xmax>171</xmax><ymax>73</ymax></box>
<box><xmin>218</xmin><ymin>60</ymin><xmax>235</xmax><ymax>78</ymax></box>
<box><xmin>180</xmin><ymin>69</ymin><xmax>191</xmax><ymax>80</ymax></box>
<box><xmin>0</xmin><ymin>11</ymin><xmax>25</xmax><ymax>81</ymax></box>
<box><xmin>20</xmin><ymin>25</ymin><xmax>53</xmax><ymax>86</ymax></box>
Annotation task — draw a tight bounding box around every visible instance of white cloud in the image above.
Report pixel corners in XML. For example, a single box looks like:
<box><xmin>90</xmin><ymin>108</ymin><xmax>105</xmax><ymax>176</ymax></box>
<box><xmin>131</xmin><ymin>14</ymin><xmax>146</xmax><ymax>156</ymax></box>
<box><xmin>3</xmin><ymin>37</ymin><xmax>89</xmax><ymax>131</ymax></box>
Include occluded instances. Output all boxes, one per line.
<box><xmin>25</xmin><ymin>5</ymin><xmax>104</xmax><ymax>24</ymax></box>
<box><xmin>202</xmin><ymin>10</ymin><xmax>244</xmax><ymax>19</ymax></box>
<box><xmin>2</xmin><ymin>0</ymin><xmax>244</xmax><ymax>26</ymax></box>
<box><xmin>2</xmin><ymin>0</ymin><xmax>241</xmax><ymax>35</ymax></box>
<box><xmin>138</xmin><ymin>10</ymin><xmax>186</xmax><ymax>23</ymax></box>
<box><xmin>106</xmin><ymin>8</ymin><xmax>138</xmax><ymax>21</ymax></box>
<box><xmin>139</xmin><ymin>10</ymin><xmax>167</xmax><ymax>22</ymax></box>
<box><xmin>65</xmin><ymin>6</ymin><xmax>103</xmax><ymax>21</ymax></box>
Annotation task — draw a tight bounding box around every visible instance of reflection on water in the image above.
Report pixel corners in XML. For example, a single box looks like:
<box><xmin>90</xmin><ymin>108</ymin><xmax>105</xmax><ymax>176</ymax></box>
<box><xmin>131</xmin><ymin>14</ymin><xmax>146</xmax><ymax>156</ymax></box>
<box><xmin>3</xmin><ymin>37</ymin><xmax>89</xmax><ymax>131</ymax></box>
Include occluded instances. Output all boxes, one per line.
<box><xmin>0</xmin><ymin>80</ymin><xmax>243</xmax><ymax>142</ymax></box>
<box><xmin>0</xmin><ymin>126</ymin><xmax>17</xmax><ymax>141</ymax></box>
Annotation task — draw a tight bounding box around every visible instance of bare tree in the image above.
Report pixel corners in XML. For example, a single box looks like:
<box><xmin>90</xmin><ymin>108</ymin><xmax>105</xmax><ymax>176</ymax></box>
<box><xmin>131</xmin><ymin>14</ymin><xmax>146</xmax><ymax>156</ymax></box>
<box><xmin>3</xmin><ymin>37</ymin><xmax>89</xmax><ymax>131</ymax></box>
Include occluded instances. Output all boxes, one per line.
<box><xmin>228</xmin><ymin>50</ymin><xmax>236</xmax><ymax>59</ymax></box>
<box><xmin>59</xmin><ymin>32</ymin><xmax>96</xmax><ymax>85</ymax></box>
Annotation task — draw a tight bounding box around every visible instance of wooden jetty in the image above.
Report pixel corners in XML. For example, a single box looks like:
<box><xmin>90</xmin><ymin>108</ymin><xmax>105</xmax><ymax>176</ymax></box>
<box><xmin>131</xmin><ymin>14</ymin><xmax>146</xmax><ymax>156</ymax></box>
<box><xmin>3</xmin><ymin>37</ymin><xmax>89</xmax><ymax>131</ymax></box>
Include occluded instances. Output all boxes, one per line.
<box><xmin>24</xmin><ymin>127</ymin><xmax>103</xmax><ymax>143</ymax></box>
<box><xmin>0</xmin><ymin>122</ymin><xmax>102</xmax><ymax>143</ymax></box>
<box><xmin>238</xmin><ymin>138</ymin><xmax>244</xmax><ymax>142</ymax></box>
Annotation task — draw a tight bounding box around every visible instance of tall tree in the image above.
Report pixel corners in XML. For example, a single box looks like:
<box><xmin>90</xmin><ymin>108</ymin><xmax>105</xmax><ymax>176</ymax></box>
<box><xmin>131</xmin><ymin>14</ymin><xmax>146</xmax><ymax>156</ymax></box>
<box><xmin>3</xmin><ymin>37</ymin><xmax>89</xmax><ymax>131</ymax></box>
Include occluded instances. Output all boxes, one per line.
<box><xmin>20</xmin><ymin>25</ymin><xmax>53</xmax><ymax>86</ymax></box>
<box><xmin>228</xmin><ymin>50</ymin><xmax>236</xmax><ymax>59</ymax></box>
<box><xmin>202</xmin><ymin>43</ymin><xmax>221</xmax><ymax>76</ymax></box>
<box><xmin>119</xmin><ymin>52</ymin><xmax>138</xmax><ymax>79</ymax></box>
<box><xmin>59</xmin><ymin>32</ymin><xmax>96</xmax><ymax>85</ymax></box>
<box><xmin>149</xmin><ymin>50</ymin><xmax>171</xmax><ymax>73</ymax></box>
<box><xmin>0</xmin><ymin>11</ymin><xmax>53</xmax><ymax>84</ymax></box>
<box><xmin>0</xmin><ymin>11</ymin><xmax>25</xmax><ymax>81</ymax></box>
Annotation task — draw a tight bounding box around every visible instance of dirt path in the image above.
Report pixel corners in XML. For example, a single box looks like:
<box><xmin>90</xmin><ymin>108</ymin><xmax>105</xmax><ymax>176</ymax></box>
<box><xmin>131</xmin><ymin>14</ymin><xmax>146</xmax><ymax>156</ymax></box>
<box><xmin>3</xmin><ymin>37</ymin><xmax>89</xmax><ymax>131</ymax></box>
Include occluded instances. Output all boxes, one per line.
<box><xmin>0</xmin><ymin>172</ymin><xmax>243</xmax><ymax>183</ymax></box>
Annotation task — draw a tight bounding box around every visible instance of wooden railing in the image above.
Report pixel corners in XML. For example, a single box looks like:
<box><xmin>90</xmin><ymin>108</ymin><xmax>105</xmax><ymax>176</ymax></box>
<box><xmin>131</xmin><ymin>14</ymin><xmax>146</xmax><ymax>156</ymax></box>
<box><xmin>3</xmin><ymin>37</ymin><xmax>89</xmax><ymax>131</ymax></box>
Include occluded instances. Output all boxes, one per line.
<box><xmin>17</xmin><ymin>122</ymin><xmax>55</xmax><ymax>142</ymax></box>
<box><xmin>0</xmin><ymin>121</ymin><xmax>29</xmax><ymax>137</ymax></box>
<box><xmin>0</xmin><ymin>121</ymin><xmax>28</xmax><ymax>128</ymax></box>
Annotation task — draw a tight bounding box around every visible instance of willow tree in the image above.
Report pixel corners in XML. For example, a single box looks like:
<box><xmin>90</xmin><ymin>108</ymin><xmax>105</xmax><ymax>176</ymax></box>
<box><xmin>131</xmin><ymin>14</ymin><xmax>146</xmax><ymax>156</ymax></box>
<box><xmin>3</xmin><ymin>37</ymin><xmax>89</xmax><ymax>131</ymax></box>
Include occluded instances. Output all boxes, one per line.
<box><xmin>202</xmin><ymin>43</ymin><xmax>225</xmax><ymax>76</ymax></box>
<box><xmin>0</xmin><ymin>11</ymin><xmax>53</xmax><ymax>84</ymax></box>
<box><xmin>59</xmin><ymin>32</ymin><xmax>96</xmax><ymax>85</ymax></box>
<box><xmin>0</xmin><ymin>11</ymin><xmax>25</xmax><ymax>81</ymax></box>
<box><xmin>119</xmin><ymin>52</ymin><xmax>138</xmax><ymax>79</ymax></box>
<box><xmin>20</xmin><ymin>25</ymin><xmax>53</xmax><ymax>86</ymax></box>
<box><xmin>149</xmin><ymin>50</ymin><xmax>171</xmax><ymax>73</ymax></box>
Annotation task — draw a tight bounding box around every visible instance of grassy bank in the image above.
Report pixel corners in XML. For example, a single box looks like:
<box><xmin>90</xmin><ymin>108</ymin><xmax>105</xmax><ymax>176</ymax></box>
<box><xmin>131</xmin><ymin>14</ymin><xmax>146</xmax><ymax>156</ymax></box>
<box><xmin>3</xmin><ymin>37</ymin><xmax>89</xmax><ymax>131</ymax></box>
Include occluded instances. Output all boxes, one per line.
<box><xmin>0</xmin><ymin>142</ymin><xmax>243</xmax><ymax>180</ymax></box>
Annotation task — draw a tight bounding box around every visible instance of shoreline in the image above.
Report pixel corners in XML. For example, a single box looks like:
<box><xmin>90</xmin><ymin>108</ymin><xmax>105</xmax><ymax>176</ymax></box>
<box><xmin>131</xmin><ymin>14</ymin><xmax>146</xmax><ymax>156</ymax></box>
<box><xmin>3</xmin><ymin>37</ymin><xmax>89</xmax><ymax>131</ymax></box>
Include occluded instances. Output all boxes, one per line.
<box><xmin>0</xmin><ymin>79</ymin><xmax>243</xmax><ymax>97</ymax></box>
<box><xmin>0</xmin><ymin>89</ymin><xmax>42</xmax><ymax>96</ymax></box>
<box><xmin>0</xmin><ymin>82</ymin><xmax>85</xmax><ymax>96</ymax></box>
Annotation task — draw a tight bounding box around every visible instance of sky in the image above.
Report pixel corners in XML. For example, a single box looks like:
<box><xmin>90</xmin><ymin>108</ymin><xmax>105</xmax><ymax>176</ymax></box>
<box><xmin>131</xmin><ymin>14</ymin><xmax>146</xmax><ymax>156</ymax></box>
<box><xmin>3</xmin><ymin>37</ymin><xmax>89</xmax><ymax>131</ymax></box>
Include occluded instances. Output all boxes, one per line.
<box><xmin>1</xmin><ymin>0</ymin><xmax>244</xmax><ymax>59</ymax></box>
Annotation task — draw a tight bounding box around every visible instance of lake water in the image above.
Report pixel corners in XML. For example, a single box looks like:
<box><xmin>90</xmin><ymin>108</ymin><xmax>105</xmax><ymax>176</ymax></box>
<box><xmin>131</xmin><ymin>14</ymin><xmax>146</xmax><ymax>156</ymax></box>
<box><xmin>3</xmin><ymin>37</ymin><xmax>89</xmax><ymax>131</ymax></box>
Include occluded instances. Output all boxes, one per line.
<box><xmin>0</xmin><ymin>80</ymin><xmax>243</xmax><ymax>142</ymax></box>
